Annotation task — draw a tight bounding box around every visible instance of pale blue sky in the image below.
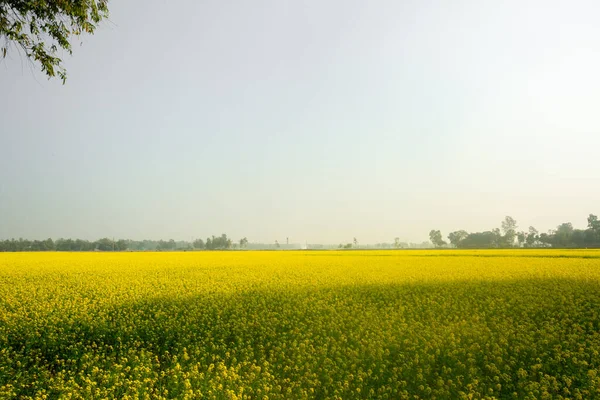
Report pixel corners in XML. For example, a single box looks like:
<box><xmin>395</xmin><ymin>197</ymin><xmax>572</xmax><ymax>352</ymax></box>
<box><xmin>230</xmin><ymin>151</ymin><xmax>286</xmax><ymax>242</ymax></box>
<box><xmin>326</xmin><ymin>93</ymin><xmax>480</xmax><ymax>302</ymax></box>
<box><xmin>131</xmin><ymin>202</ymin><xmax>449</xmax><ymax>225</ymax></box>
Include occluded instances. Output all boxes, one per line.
<box><xmin>1</xmin><ymin>0</ymin><xmax>599</xmax><ymax>243</ymax></box>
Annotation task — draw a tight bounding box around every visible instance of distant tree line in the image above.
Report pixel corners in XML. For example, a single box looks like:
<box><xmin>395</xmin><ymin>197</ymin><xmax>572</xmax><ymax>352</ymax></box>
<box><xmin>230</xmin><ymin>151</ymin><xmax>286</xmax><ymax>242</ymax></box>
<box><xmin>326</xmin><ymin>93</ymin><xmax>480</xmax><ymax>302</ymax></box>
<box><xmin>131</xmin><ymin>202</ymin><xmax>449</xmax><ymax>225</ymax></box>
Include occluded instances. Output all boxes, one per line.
<box><xmin>0</xmin><ymin>234</ymin><xmax>249</xmax><ymax>252</ymax></box>
<box><xmin>337</xmin><ymin>237</ymin><xmax>359</xmax><ymax>249</ymax></box>
<box><xmin>430</xmin><ymin>214</ymin><xmax>600</xmax><ymax>249</ymax></box>
<box><xmin>194</xmin><ymin>235</ymin><xmax>248</xmax><ymax>250</ymax></box>
<box><xmin>4</xmin><ymin>213</ymin><xmax>599</xmax><ymax>252</ymax></box>
<box><xmin>0</xmin><ymin>238</ymin><xmax>128</xmax><ymax>252</ymax></box>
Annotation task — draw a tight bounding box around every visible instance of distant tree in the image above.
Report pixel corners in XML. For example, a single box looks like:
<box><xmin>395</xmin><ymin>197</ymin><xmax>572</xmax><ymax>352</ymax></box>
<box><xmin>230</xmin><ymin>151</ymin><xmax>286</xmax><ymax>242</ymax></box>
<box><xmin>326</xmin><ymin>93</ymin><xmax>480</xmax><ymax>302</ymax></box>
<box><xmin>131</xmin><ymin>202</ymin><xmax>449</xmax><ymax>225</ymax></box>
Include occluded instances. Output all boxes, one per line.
<box><xmin>43</xmin><ymin>238</ymin><xmax>54</xmax><ymax>251</ymax></box>
<box><xmin>29</xmin><ymin>240</ymin><xmax>42</xmax><ymax>251</ymax></box>
<box><xmin>491</xmin><ymin>228</ymin><xmax>503</xmax><ymax>248</ymax></box>
<box><xmin>343</xmin><ymin>243</ymin><xmax>352</xmax><ymax>249</ymax></box>
<box><xmin>588</xmin><ymin>214</ymin><xmax>600</xmax><ymax>243</ymax></box>
<box><xmin>525</xmin><ymin>226</ymin><xmax>539</xmax><ymax>248</ymax></box>
<box><xmin>204</xmin><ymin>234</ymin><xmax>231</xmax><ymax>250</ymax></box>
<box><xmin>429</xmin><ymin>230</ymin><xmax>446</xmax><ymax>248</ymax></box>
<box><xmin>56</xmin><ymin>238</ymin><xmax>72</xmax><ymax>251</ymax></box>
<box><xmin>447</xmin><ymin>230</ymin><xmax>468</xmax><ymax>248</ymax></box>
<box><xmin>538</xmin><ymin>232</ymin><xmax>552</xmax><ymax>247</ymax></box>
<box><xmin>223</xmin><ymin>234</ymin><xmax>232</xmax><ymax>249</ymax></box>
<box><xmin>589</xmin><ymin>214</ymin><xmax>600</xmax><ymax>231</ymax></box>
<box><xmin>585</xmin><ymin>228</ymin><xmax>597</xmax><ymax>243</ymax></box>
<box><xmin>554</xmin><ymin>223</ymin><xmax>574</xmax><ymax>247</ymax></box>
<box><xmin>501</xmin><ymin>216</ymin><xmax>518</xmax><ymax>247</ymax></box>
<box><xmin>353</xmin><ymin>237</ymin><xmax>358</xmax><ymax>248</ymax></box>
<box><xmin>501</xmin><ymin>216</ymin><xmax>518</xmax><ymax>234</ymax></box>
<box><xmin>96</xmin><ymin>238</ymin><xmax>114</xmax><ymax>251</ymax></box>
<box><xmin>394</xmin><ymin>237</ymin><xmax>401</xmax><ymax>249</ymax></box>
<box><xmin>239</xmin><ymin>237</ymin><xmax>248</xmax><ymax>248</ymax></box>
<box><xmin>116</xmin><ymin>239</ymin><xmax>128</xmax><ymax>251</ymax></box>
<box><xmin>73</xmin><ymin>239</ymin><xmax>91</xmax><ymax>251</ymax></box>
<box><xmin>572</xmin><ymin>230</ymin><xmax>587</xmax><ymax>247</ymax></box>
<box><xmin>517</xmin><ymin>231</ymin><xmax>526</xmax><ymax>247</ymax></box>
<box><xmin>0</xmin><ymin>0</ymin><xmax>109</xmax><ymax>83</ymax></box>
<box><xmin>155</xmin><ymin>239</ymin><xmax>176</xmax><ymax>251</ymax></box>
<box><xmin>275</xmin><ymin>240</ymin><xmax>280</xmax><ymax>248</ymax></box>
<box><xmin>459</xmin><ymin>231</ymin><xmax>497</xmax><ymax>249</ymax></box>
<box><xmin>193</xmin><ymin>238</ymin><xmax>205</xmax><ymax>249</ymax></box>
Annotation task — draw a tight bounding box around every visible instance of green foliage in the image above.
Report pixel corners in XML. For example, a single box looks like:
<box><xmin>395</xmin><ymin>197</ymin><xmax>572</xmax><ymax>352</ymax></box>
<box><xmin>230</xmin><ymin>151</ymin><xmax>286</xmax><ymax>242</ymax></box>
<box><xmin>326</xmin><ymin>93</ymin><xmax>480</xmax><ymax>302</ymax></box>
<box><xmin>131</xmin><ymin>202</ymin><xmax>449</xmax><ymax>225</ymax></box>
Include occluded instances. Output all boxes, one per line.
<box><xmin>156</xmin><ymin>239</ymin><xmax>176</xmax><ymax>251</ymax></box>
<box><xmin>96</xmin><ymin>237</ymin><xmax>114</xmax><ymax>251</ymax></box>
<box><xmin>589</xmin><ymin>214</ymin><xmax>600</xmax><ymax>242</ymax></box>
<box><xmin>459</xmin><ymin>231</ymin><xmax>497</xmax><ymax>249</ymax></box>
<box><xmin>0</xmin><ymin>0</ymin><xmax>109</xmax><ymax>82</ymax></box>
<box><xmin>447</xmin><ymin>230</ymin><xmax>468</xmax><ymax>248</ymax></box>
<box><xmin>554</xmin><ymin>222</ymin><xmax>574</xmax><ymax>247</ymax></box>
<box><xmin>500</xmin><ymin>216</ymin><xmax>518</xmax><ymax>247</ymax></box>
<box><xmin>525</xmin><ymin>226</ymin><xmax>539</xmax><ymax>248</ymax></box>
<box><xmin>436</xmin><ymin>214</ymin><xmax>600</xmax><ymax>249</ymax></box>
<box><xmin>205</xmin><ymin>234</ymin><xmax>232</xmax><ymax>250</ymax></box>
<box><xmin>517</xmin><ymin>231</ymin><xmax>526</xmax><ymax>246</ymax></box>
<box><xmin>0</xmin><ymin>236</ymin><xmax>250</xmax><ymax>252</ymax></box>
<box><xmin>589</xmin><ymin>214</ymin><xmax>600</xmax><ymax>230</ymax></box>
<box><xmin>429</xmin><ymin>230</ymin><xmax>446</xmax><ymax>248</ymax></box>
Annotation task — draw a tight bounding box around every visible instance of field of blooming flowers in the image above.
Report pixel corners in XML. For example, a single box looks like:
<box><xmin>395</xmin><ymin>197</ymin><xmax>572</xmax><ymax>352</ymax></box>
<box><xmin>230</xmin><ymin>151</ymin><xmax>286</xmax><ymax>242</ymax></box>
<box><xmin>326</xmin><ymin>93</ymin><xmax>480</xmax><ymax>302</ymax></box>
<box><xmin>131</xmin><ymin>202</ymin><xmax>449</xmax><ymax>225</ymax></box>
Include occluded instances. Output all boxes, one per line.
<box><xmin>0</xmin><ymin>250</ymin><xmax>599</xmax><ymax>399</ymax></box>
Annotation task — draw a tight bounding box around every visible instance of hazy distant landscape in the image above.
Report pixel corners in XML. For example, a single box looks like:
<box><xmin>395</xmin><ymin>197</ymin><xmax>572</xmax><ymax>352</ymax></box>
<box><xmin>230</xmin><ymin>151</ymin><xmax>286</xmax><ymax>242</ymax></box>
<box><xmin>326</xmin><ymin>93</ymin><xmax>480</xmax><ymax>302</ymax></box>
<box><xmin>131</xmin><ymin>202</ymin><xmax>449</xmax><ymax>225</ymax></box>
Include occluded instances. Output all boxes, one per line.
<box><xmin>3</xmin><ymin>0</ymin><xmax>600</xmax><ymax>398</ymax></box>
<box><xmin>1</xmin><ymin>213</ymin><xmax>598</xmax><ymax>252</ymax></box>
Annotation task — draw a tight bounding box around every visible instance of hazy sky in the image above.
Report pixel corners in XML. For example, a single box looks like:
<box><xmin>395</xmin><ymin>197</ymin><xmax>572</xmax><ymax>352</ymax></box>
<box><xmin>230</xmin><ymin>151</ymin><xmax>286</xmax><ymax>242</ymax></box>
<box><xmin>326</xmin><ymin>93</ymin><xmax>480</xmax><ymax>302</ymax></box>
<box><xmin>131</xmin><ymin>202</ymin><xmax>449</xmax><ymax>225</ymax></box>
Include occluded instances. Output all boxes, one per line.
<box><xmin>1</xmin><ymin>0</ymin><xmax>599</xmax><ymax>244</ymax></box>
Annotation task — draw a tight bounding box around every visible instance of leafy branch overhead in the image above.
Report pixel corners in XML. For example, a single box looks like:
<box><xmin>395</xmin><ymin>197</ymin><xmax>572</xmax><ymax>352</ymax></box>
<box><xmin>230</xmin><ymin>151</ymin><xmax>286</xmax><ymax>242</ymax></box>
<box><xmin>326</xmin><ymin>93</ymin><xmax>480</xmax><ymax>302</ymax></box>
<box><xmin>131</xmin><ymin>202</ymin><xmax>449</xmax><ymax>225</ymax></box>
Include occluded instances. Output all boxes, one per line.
<box><xmin>0</xmin><ymin>0</ymin><xmax>109</xmax><ymax>83</ymax></box>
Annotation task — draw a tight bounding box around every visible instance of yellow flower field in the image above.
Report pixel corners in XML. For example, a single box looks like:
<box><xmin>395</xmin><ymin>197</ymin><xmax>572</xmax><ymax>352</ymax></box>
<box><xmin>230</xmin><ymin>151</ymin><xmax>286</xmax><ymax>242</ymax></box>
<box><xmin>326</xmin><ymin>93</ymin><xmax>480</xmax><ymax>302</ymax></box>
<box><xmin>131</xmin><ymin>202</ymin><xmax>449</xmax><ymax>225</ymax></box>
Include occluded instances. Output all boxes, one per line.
<box><xmin>1</xmin><ymin>250</ymin><xmax>599</xmax><ymax>399</ymax></box>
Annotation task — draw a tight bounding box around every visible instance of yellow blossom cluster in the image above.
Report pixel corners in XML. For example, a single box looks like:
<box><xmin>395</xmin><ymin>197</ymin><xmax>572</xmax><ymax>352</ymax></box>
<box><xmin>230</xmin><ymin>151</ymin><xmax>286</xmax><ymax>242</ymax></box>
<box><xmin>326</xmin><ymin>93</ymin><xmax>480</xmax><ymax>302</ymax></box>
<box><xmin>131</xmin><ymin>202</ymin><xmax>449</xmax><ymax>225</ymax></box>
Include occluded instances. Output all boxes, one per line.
<box><xmin>0</xmin><ymin>250</ymin><xmax>599</xmax><ymax>399</ymax></box>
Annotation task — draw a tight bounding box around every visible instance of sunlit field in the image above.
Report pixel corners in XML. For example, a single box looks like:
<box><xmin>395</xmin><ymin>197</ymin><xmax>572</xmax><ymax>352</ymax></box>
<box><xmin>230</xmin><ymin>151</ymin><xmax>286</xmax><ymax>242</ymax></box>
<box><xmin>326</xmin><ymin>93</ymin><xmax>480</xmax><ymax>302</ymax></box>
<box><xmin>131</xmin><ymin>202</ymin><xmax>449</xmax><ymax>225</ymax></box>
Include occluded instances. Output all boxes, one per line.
<box><xmin>1</xmin><ymin>250</ymin><xmax>599</xmax><ymax>399</ymax></box>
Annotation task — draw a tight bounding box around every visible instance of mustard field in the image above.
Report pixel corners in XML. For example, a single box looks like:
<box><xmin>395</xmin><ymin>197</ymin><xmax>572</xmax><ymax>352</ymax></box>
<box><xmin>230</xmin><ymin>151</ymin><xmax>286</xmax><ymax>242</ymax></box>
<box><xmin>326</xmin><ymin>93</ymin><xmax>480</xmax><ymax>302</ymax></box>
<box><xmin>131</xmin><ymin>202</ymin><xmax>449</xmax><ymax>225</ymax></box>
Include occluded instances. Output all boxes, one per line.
<box><xmin>1</xmin><ymin>250</ymin><xmax>599</xmax><ymax>399</ymax></box>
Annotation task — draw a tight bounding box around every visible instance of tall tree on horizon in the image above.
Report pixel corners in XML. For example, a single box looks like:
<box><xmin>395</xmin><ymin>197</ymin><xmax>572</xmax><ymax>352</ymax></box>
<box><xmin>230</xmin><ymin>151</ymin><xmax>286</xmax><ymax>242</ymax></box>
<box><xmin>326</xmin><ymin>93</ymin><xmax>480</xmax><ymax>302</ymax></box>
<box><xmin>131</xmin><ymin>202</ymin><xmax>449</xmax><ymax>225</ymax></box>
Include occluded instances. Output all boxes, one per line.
<box><xmin>429</xmin><ymin>230</ymin><xmax>446</xmax><ymax>248</ymax></box>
